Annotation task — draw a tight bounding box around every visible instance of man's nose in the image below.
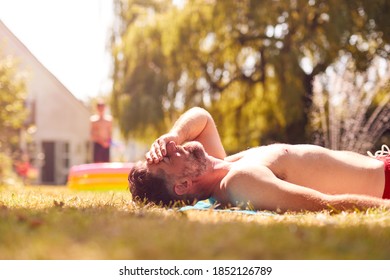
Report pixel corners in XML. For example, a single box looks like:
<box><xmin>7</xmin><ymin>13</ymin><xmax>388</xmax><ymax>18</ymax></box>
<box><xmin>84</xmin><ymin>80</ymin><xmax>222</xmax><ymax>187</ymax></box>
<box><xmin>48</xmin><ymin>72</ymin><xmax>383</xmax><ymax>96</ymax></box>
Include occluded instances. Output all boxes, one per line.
<box><xmin>166</xmin><ymin>141</ymin><xmax>177</xmax><ymax>155</ymax></box>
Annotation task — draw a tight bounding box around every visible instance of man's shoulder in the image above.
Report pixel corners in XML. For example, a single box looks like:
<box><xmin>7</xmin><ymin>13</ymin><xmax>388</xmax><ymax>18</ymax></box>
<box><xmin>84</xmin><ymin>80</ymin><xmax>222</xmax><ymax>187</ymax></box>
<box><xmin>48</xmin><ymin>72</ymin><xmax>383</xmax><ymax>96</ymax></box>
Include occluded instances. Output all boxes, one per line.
<box><xmin>104</xmin><ymin>115</ymin><xmax>113</xmax><ymax>122</ymax></box>
<box><xmin>90</xmin><ymin>115</ymin><xmax>113</xmax><ymax>122</ymax></box>
<box><xmin>224</xmin><ymin>164</ymin><xmax>273</xmax><ymax>184</ymax></box>
<box><xmin>90</xmin><ymin>115</ymin><xmax>99</xmax><ymax>122</ymax></box>
<box><xmin>222</xmin><ymin>165</ymin><xmax>276</xmax><ymax>202</ymax></box>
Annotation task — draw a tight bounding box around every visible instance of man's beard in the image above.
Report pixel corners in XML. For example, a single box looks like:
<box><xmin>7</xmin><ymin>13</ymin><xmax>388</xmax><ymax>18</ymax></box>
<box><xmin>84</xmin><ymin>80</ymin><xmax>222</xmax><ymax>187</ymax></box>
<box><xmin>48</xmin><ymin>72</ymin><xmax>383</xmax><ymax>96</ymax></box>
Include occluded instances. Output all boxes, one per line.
<box><xmin>182</xmin><ymin>142</ymin><xmax>208</xmax><ymax>178</ymax></box>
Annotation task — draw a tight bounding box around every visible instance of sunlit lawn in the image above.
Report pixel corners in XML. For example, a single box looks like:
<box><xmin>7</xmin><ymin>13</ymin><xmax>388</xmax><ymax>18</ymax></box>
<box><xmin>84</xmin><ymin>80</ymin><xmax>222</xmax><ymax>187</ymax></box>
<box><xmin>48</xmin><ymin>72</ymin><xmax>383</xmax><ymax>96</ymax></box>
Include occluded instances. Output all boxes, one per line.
<box><xmin>1</xmin><ymin>185</ymin><xmax>390</xmax><ymax>260</ymax></box>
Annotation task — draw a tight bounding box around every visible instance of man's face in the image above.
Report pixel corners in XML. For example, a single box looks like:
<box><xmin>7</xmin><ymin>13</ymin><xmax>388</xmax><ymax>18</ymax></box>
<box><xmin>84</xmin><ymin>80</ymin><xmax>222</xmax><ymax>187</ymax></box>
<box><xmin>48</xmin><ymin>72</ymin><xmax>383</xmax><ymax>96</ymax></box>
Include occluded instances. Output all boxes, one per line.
<box><xmin>97</xmin><ymin>104</ymin><xmax>105</xmax><ymax>115</ymax></box>
<box><xmin>147</xmin><ymin>141</ymin><xmax>208</xmax><ymax>182</ymax></box>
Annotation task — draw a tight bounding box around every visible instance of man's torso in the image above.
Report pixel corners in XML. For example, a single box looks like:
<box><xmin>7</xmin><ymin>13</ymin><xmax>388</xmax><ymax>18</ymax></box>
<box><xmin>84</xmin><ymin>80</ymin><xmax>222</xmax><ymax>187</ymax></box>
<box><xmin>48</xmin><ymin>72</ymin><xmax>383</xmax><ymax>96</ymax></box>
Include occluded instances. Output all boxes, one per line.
<box><xmin>226</xmin><ymin>144</ymin><xmax>385</xmax><ymax>197</ymax></box>
<box><xmin>91</xmin><ymin>115</ymin><xmax>112</xmax><ymax>143</ymax></box>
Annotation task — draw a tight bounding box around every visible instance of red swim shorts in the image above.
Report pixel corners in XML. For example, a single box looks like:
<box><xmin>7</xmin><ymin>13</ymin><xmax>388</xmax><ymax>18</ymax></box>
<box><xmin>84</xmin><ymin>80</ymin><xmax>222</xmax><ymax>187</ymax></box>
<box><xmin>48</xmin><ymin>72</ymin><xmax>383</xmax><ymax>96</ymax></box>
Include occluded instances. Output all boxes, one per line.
<box><xmin>377</xmin><ymin>155</ymin><xmax>390</xmax><ymax>199</ymax></box>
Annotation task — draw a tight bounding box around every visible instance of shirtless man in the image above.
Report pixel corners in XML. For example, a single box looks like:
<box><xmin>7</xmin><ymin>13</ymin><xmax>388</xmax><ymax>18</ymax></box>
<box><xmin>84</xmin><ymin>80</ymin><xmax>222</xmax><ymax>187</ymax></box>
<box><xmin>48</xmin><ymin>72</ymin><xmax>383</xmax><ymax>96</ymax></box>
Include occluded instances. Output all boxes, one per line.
<box><xmin>129</xmin><ymin>107</ymin><xmax>390</xmax><ymax>212</ymax></box>
<box><xmin>90</xmin><ymin>100</ymin><xmax>112</xmax><ymax>163</ymax></box>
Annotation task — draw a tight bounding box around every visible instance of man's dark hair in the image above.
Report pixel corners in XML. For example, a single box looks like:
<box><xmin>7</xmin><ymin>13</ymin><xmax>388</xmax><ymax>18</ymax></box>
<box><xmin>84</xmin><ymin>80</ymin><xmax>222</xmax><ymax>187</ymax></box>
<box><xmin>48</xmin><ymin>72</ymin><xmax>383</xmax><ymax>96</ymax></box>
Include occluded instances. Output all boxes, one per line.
<box><xmin>128</xmin><ymin>161</ymin><xmax>177</xmax><ymax>206</ymax></box>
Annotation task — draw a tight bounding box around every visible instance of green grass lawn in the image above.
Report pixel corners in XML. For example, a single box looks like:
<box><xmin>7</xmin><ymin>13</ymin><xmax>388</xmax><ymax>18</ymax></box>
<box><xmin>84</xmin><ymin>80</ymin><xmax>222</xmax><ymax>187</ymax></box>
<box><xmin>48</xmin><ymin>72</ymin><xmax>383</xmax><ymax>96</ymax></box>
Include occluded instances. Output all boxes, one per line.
<box><xmin>1</xmin><ymin>185</ymin><xmax>390</xmax><ymax>260</ymax></box>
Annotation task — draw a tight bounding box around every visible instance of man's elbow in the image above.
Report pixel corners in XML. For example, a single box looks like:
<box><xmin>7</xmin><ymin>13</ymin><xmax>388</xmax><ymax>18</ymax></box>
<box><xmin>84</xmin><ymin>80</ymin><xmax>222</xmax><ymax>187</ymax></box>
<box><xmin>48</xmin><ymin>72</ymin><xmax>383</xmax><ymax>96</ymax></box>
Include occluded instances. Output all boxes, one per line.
<box><xmin>190</xmin><ymin>106</ymin><xmax>211</xmax><ymax>117</ymax></box>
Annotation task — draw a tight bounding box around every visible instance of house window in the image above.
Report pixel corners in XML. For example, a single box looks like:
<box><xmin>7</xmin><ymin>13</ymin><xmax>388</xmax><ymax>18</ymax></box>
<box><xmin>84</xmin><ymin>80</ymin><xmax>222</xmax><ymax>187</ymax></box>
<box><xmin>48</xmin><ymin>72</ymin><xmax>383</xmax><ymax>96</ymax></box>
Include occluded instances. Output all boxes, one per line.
<box><xmin>63</xmin><ymin>142</ymin><xmax>70</xmax><ymax>169</ymax></box>
<box><xmin>86</xmin><ymin>141</ymin><xmax>91</xmax><ymax>163</ymax></box>
<box><xmin>57</xmin><ymin>141</ymin><xmax>70</xmax><ymax>185</ymax></box>
<box><xmin>24</xmin><ymin>99</ymin><xmax>36</xmax><ymax>126</ymax></box>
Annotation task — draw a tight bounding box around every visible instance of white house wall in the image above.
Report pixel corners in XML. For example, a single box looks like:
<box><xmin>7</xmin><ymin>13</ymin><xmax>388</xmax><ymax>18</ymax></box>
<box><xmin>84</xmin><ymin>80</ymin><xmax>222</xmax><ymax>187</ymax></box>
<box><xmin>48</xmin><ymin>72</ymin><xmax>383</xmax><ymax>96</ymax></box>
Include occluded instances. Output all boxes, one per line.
<box><xmin>0</xmin><ymin>20</ymin><xmax>91</xmax><ymax>185</ymax></box>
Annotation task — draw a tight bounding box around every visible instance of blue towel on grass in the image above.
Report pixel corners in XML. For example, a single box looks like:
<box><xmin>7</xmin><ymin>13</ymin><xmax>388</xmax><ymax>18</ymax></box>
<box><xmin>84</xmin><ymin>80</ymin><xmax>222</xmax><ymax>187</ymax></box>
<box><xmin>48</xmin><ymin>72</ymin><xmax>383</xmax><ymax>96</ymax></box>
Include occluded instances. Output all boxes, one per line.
<box><xmin>180</xmin><ymin>198</ymin><xmax>275</xmax><ymax>216</ymax></box>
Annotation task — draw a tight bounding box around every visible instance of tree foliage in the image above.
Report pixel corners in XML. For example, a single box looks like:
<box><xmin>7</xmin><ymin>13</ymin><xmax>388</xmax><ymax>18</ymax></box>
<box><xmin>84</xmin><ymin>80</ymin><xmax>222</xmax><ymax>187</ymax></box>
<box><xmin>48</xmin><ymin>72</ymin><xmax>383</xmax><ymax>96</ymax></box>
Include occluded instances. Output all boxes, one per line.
<box><xmin>110</xmin><ymin>0</ymin><xmax>390</xmax><ymax>152</ymax></box>
<box><xmin>0</xmin><ymin>53</ymin><xmax>27</xmax><ymax>153</ymax></box>
<box><xmin>0</xmin><ymin>52</ymin><xmax>27</xmax><ymax>184</ymax></box>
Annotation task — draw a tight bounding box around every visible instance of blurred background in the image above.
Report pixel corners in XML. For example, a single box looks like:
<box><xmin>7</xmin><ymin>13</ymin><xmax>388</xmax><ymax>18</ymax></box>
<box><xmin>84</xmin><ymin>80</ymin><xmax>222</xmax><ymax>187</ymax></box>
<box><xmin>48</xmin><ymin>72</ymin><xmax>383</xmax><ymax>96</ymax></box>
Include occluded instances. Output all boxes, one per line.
<box><xmin>0</xmin><ymin>0</ymin><xmax>389</xmax><ymax>186</ymax></box>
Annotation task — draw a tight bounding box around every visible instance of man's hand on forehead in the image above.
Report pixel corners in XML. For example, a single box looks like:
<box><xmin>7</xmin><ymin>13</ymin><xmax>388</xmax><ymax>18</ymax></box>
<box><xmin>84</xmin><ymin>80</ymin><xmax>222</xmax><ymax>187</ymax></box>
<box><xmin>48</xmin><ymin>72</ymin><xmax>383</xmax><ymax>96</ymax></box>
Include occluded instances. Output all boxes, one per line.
<box><xmin>145</xmin><ymin>133</ymin><xmax>179</xmax><ymax>164</ymax></box>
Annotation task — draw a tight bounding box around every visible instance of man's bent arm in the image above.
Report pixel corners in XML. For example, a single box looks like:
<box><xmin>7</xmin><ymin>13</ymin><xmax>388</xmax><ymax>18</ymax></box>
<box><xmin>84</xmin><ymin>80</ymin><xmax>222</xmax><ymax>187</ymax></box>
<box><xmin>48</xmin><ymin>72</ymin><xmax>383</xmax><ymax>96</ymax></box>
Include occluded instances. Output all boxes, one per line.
<box><xmin>146</xmin><ymin>107</ymin><xmax>226</xmax><ymax>163</ymax></box>
<box><xmin>227</xmin><ymin>166</ymin><xmax>390</xmax><ymax>212</ymax></box>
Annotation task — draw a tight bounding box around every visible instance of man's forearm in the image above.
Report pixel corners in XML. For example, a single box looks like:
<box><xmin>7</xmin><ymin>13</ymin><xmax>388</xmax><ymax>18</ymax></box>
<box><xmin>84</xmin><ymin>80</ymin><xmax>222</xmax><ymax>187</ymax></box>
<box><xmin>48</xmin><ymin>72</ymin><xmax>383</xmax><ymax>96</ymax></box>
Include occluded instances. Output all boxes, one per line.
<box><xmin>326</xmin><ymin>194</ymin><xmax>390</xmax><ymax>212</ymax></box>
<box><xmin>170</xmin><ymin>107</ymin><xmax>226</xmax><ymax>158</ymax></box>
<box><xmin>169</xmin><ymin>107</ymin><xmax>212</xmax><ymax>144</ymax></box>
<box><xmin>146</xmin><ymin>107</ymin><xmax>226</xmax><ymax>163</ymax></box>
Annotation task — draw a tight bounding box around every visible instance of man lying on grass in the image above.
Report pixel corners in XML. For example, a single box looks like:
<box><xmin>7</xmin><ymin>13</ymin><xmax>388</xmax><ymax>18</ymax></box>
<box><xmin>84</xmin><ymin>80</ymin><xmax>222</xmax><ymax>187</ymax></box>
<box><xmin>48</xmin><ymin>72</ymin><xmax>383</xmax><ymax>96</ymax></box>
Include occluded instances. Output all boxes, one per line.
<box><xmin>128</xmin><ymin>107</ymin><xmax>390</xmax><ymax>212</ymax></box>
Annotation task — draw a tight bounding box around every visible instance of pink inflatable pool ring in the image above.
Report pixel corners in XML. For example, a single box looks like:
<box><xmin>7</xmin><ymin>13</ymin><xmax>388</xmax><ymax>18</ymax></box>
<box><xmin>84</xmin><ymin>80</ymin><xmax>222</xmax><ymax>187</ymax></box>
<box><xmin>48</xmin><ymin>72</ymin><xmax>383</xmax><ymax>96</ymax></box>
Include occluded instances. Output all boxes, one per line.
<box><xmin>67</xmin><ymin>162</ymin><xmax>134</xmax><ymax>191</ymax></box>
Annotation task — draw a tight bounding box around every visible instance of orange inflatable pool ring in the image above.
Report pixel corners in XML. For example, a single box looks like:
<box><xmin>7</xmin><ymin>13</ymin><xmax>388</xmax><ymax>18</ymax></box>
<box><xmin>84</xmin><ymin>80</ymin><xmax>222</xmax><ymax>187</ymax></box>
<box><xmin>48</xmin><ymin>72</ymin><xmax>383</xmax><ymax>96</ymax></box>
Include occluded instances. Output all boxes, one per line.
<box><xmin>67</xmin><ymin>162</ymin><xmax>134</xmax><ymax>191</ymax></box>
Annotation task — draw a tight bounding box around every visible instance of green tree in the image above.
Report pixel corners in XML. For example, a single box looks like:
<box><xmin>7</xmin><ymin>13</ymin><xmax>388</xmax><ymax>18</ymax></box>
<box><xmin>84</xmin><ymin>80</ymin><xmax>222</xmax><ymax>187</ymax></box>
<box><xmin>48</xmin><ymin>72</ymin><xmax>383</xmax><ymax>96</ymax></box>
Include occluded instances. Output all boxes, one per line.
<box><xmin>0</xmin><ymin>54</ymin><xmax>27</xmax><ymax>152</ymax></box>
<box><xmin>0</xmin><ymin>52</ymin><xmax>28</xmax><ymax>183</ymax></box>
<box><xmin>110</xmin><ymin>0</ymin><xmax>173</xmax><ymax>141</ymax></box>
<box><xmin>111</xmin><ymin>0</ymin><xmax>390</xmax><ymax>151</ymax></box>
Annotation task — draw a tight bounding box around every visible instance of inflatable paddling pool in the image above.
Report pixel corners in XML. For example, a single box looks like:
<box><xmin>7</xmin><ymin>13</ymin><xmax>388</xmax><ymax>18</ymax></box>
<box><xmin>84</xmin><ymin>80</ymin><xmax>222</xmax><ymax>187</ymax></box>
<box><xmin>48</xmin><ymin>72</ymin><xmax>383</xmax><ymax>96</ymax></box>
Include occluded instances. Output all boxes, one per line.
<box><xmin>67</xmin><ymin>162</ymin><xmax>134</xmax><ymax>191</ymax></box>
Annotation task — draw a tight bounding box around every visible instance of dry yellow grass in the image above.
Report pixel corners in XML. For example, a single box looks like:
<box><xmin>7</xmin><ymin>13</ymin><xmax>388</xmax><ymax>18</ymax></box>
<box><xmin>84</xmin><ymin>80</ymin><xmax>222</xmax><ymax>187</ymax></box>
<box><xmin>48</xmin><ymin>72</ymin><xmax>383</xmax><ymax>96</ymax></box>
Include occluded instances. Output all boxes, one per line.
<box><xmin>1</xmin><ymin>185</ymin><xmax>390</xmax><ymax>259</ymax></box>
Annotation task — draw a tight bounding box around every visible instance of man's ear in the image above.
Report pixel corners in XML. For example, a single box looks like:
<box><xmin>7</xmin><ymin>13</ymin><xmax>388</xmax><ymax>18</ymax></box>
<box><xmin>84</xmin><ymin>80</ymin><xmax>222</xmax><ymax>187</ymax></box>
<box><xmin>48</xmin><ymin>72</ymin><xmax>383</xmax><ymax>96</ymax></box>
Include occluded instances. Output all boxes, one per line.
<box><xmin>173</xmin><ymin>179</ymin><xmax>193</xmax><ymax>196</ymax></box>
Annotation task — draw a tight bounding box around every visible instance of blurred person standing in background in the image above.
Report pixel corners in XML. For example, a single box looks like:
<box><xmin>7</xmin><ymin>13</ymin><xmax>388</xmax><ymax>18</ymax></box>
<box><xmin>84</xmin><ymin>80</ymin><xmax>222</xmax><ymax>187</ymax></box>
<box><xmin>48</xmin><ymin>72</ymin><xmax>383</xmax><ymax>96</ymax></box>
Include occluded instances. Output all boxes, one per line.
<box><xmin>90</xmin><ymin>100</ymin><xmax>112</xmax><ymax>163</ymax></box>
